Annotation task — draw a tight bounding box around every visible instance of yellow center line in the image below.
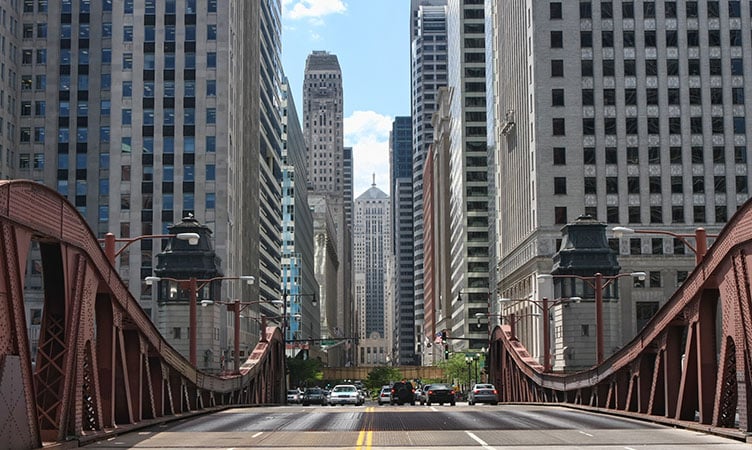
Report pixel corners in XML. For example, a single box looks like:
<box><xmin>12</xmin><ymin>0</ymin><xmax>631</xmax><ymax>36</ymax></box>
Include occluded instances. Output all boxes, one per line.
<box><xmin>356</xmin><ymin>407</ymin><xmax>374</xmax><ymax>450</ymax></box>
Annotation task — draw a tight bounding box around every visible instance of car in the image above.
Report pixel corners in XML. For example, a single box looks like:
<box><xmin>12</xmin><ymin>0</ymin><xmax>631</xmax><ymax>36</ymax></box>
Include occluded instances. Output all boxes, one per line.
<box><xmin>377</xmin><ymin>386</ymin><xmax>391</xmax><ymax>405</ymax></box>
<box><xmin>468</xmin><ymin>383</ymin><xmax>498</xmax><ymax>405</ymax></box>
<box><xmin>390</xmin><ymin>381</ymin><xmax>415</xmax><ymax>405</ymax></box>
<box><xmin>328</xmin><ymin>384</ymin><xmax>363</xmax><ymax>406</ymax></box>
<box><xmin>287</xmin><ymin>389</ymin><xmax>301</xmax><ymax>404</ymax></box>
<box><xmin>301</xmin><ymin>387</ymin><xmax>328</xmax><ymax>406</ymax></box>
<box><xmin>416</xmin><ymin>385</ymin><xmax>431</xmax><ymax>405</ymax></box>
<box><xmin>425</xmin><ymin>383</ymin><xmax>455</xmax><ymax>406</ymax></box>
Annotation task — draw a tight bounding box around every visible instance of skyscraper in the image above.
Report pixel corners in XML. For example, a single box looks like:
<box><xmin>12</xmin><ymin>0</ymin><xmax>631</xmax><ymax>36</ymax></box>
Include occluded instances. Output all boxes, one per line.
<box><xmin>19</xmin><ymin>1</ymin><xmax>284</xmax><ymax>368</ymax></box>
<box><xmin>493</xmin><ymin>1</ymin><xmax>751</xmax><ymax>370</ymax></box>
<box><xmin>410</xmin><ymin>0</ymin><xmax>448</xmax><ymax>365</ymax></box>
<box><xmin>389</xmin><ymin>116</ymin><xmax>416</xmax><ymax>363</ymax></box>
<box><xmin>353</xmin><ymin>180</ymin><xmax>390</xmax><ymax>341</ymax></box>
<box><xmin>445</xmin><ymin>0</ymin><xmax>490</xmax><ymax>351</ymax></box>
<box><xmin>303</xmin><ymin>51</ymin><xmax>353</xmax><ymax>366</ymax></box>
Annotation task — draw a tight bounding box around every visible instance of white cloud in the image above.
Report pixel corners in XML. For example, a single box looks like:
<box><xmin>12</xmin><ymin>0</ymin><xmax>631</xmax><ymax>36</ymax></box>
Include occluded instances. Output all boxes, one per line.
<box><xmin>283</xmin><ymin>0</ymin><xmax>347</xmax><ymax>21</ymax></box>
<box><xmin>344</xmin><ymin>111</ymin><xmax>394</xmax><ymax>197</ymax></box>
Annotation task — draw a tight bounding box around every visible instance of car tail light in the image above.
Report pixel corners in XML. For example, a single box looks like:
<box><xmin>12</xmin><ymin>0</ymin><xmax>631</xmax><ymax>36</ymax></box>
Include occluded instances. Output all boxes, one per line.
<box><xmin>493</xmin><ymin>389</ymin><xmax>498</xmax><ymax>394</ymax></box>
<box><xmin>428</xmin><ymin>390</ymin><xmax>434</xmax><ymax>395</ymax></box>
<box><xmin>450</xmin><ymin>390</ymin><xmax>455</xmax><ymax>395</ymax></box>
<box><xmin>473</xmin><ymin>390</ymin><xmax>480</xmax><ymax>394</ymax></box>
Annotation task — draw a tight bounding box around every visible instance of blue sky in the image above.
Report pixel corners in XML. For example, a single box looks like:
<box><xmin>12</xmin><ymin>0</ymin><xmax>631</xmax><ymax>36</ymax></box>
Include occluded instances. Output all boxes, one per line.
<box><xmin>281</xmin><ymin>0</ymin><xmax>411</xmax><ymax>197</ymax></box>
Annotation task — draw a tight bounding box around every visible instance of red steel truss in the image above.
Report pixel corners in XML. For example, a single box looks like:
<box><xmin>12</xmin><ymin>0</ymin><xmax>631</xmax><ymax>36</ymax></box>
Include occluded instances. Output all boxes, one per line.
<box><xmin>489</xmin><ymin>196</ymin><xmax>752</xmax><ymax>439</ymax></box>
<box><xmin>0</xmin><ymin>180</ymin><xmax>286</xmax><ymax>449</ymax></box>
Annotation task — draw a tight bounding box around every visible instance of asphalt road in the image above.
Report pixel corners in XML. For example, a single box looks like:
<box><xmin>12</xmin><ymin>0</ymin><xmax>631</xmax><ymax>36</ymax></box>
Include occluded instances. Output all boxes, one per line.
<box><xmin>83</xmin><ymin>403</ymin><xmax>750</xmax><ymax>449</ymax></box>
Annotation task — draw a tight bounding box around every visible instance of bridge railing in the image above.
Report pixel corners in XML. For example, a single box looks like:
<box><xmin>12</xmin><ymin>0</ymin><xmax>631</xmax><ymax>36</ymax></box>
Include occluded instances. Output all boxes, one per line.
<box><xmin>489</xmin><ymin>197</ymin><xmax>752</xmax><ymax>439</ymax></box>
<box><xmin>0</xmin><ymin>180</ymin><xmax>286</xmax><ymax>449</ymax></box>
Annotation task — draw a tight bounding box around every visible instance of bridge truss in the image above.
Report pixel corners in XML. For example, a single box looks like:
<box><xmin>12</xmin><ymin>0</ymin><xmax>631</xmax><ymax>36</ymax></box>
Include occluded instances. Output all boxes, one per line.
<box><xmin>489</xmin><ymin>197</ymin><xmax>752</xmax><ymax>439</ymax></box>
<box><xmin>0</xmin><ymin>180</ymin><xmax>286</xmax><ymax>449</ymax></box>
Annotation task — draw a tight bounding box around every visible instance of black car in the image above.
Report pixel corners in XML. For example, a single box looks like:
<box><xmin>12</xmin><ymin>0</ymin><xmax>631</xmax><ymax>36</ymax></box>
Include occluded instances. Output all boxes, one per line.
<box><xmin>390</xmin><ymin>381</ymin><xmax>415</xmax><ymax>405</ymax></box>
<box><xmin>425</xmin><ymin>383</ymin><xmax>455</xmax><ymax>406</ymax></box>
<box><xmin>301</xmin><ymin>387</ymin><xmax>328</xmax><ymax>406</ymax></box>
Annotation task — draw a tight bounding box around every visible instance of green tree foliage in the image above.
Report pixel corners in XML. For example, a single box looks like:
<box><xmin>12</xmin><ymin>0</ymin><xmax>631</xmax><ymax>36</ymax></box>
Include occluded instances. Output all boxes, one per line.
<box><xmin>436</xmin><ymin>353</ymin><xmax>472</xmax><ymax>386</ymax></box>
<box><xmin>287</xmin><ymin>357</ymin><xmax>323</xmax><ymax>388</ymax></box>
<box><xmin>364</xmin><ymin>366</ymin><xmax>403</xmax><ymax>392</ymax></box>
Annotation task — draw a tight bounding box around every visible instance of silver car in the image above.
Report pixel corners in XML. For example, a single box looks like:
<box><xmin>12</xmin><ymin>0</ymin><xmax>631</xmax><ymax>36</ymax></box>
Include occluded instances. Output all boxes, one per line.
<box><xmin>467</xmin><ymin>383</ymin><xmax>498</xmax><ymax>405</ymax></box>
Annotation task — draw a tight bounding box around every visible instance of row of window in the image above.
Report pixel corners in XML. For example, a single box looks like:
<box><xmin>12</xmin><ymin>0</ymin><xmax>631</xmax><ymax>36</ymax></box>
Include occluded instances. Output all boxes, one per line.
<box><xmin>572</xmin><ymin>86</ymin><xmax>745</xmax><ymax>108</ymax></box>
<box><xmin>553</xmin><ymin>145</ymin><xmax>748</xmax><ymax>166</ymax></box>
<box><xmin>555</xmin><ymin>204</ymin><xmax>733</xmax><ymax>225</ymax></box>
<box><xmin>553</xmin><ymin>174</ymin><xmax>749</xmax><ymax>195</ymax></box>
<box><xmin>551</xmin><ymin>115</ymin><xmax>747</xmax><ymax>136</ymax></box>
<box><xmin>552</xmin><ymin>57</ymin><xmax>736</xmax><ymax>78</ymax></box>
<box><xmin>576</xmin><ymin>1</ymin><xmax>745</xmax><ymax>20</ymax></box>
<box><xmin>22</xmin><ymin>0</ymin><xmax>217</xmax><ymax>14</ymax></box>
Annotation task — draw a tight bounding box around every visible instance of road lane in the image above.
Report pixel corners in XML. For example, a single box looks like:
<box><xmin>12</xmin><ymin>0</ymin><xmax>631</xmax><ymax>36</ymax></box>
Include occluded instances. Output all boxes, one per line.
<box><xmin>83</xmin><ymin>403</ymin><xmax>750</xmax><ymax>449</ymax></box>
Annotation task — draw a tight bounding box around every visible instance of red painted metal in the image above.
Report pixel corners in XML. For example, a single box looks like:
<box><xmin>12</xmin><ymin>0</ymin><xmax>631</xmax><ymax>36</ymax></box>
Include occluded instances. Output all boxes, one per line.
<box><xmin>0</xmin><ymin>181</ymin><xmax>286</xmax><ymax>449</ymax></box>
<box><xmin>490</xmin><ymin>195</ymin><xmax>752</xmax><ymax>438</ymax></box>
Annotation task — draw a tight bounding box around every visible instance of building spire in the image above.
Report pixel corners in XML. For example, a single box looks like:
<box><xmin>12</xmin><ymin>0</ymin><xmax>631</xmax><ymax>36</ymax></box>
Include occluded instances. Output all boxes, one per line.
<box><xmin>372</xmin><ymin>173</ymin><xmax>376</xmax><ymax>187</ymax></box>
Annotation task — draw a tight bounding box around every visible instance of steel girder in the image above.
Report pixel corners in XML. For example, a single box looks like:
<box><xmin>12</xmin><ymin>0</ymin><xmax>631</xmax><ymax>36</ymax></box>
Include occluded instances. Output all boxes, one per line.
<box><xmin>490</xmin><ymin>196</ymin><xmax>752</xmax><ymax>437</ymax></box>
<box><xmin>0</xmin><ymin>180</ymin><xmax>286</xmax><ymax>449</ymax></box>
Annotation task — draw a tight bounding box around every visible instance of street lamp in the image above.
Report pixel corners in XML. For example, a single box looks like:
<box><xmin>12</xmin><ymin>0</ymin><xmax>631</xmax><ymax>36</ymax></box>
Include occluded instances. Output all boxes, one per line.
<box><xmin>611</xmin><ymin>226</ymin><xmax>718</xmax><ymax>265</ymax></box>
<box><xmin>199</xmin><ymin>298</ymin><xmax>283</xmax><ymax>373</ymax></box>
<box><xmin>100</xmin><ymin>232</ymin><xmax>200</xmax><ymax>264</ymax></box>
<box><xmin>493</xmin><ymin>297</ymin><xmax>580</xmax><ymax>372</ymax></box>
<box><xmin>144</xmin><ymin>275</ymin><xmax>255</xmax><ymax>366</ymax></box>
<box><xmin>464</xmin><ymin>355</ymin><xmax>473</xmax><ymax>392</ymax></box>
<box><xmin>538</xmin><ymin>272</ymin><xmax>646</xmax><ymax>365</ymax></box>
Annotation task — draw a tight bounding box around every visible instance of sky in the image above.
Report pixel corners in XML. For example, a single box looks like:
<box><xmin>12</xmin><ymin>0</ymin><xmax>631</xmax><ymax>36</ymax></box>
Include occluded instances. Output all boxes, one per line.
<box><xmin>280</xmin><ymin>0</ymin><xmax>411</xmax><ymax>198</ymax></box>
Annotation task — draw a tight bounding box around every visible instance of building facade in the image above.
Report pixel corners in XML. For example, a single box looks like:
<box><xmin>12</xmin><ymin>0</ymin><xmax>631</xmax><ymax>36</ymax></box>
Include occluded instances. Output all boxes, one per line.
<box><xmin>18</xmin><ymin>1</ymin><xmax>286</xmax><ymax>369</ymax></box>
<box><xmin>446</xmin><ymin>0</ymin><xmax>490</xmax><ymax>351</ymax></box>
<box><xmin>494</xmin><ymin>1</ymin><xmax>751</xmax><ymax>370</ymax></box>
<box><xmin>410</xmin><ymin>0</ymin><xmax>448</xmax><ymax>365</ymax></box>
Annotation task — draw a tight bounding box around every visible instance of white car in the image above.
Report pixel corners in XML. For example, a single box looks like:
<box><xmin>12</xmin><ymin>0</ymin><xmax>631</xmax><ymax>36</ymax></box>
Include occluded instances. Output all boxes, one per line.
<box><xmin>328</xmin><ymin>384</ymin><xmax>363</xmax><ymax>406</ymax></box>
<box><xmin>286</xmin><ymin>389</ymin><xmax>301</xmax><ymax>404</ymax></box>
<box><xmin>377</xmin><ymin>386</ymin><xmax>391</xmax><ymax>405</ymax></box>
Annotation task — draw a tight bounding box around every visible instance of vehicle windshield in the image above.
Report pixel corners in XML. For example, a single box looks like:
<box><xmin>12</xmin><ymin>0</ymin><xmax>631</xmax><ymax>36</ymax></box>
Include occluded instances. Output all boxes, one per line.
<box><xmin>431</xmin><ymin>384</ymin><xmax>450</xmax><ymax>390</ymax></box>
<box><xmin>333</xmin><ymin>386</ymin><xmax>356</xmax><ymax>392</ymax></box>
<box><xmin>475</xmin><ymin>384</ymin><xmax>494</xmax><ymax>389</ymax></box>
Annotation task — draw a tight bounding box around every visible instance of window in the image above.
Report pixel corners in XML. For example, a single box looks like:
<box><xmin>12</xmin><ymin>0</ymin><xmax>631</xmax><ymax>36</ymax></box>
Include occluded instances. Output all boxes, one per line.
<box><xmin>550</xmin><ymin>31</ymin><xmax>563</xmax><ymax>48</ymax></box>
<box><xmin>670</xmin><ymin>147</ymin><xmax>682</xmax><ymax>164</ymax></box>
<box><xmin>650</xmin><ymin>206</ymin><xmax>662</xmax><ymax>223</ymax></box>
<box><xmin>584</xmin><ymin>147</ymin><xmax>596</xmax><ymax>164</ymax></box>
<box><xmin>553</xmin><ymin>147</ymin><xmax>566</xmax><ymax>165</ymax></box>
<box><xmin>624</xmin><ymin>59</ymin><xmax>636</xmax><ymax>76</ymax></box>
<box><xmin>607</xmin><ymin>206</ymin><xmax>619</xmax><ymax>223</ymax></box>
<box><xmin>693</xmin><ymin>176</ymin><xmax>705</xmax><ymax>193</ymax></box>
<box><xmin>731</xmin><ymin>58</ymin><xmax>744</xmax><ymax>76</ymax></box>
<box><xmin>651</xmin><ymin>238</ymin><xmax>663</xmax><ymax>255</ymax></box>
<box><xmin>715</xmin><ymin>176</ymin><xmax>727</xmax><ymax>194</ymax></box>
<box><xmin>581</xmin><ymin>59</ymin><xmax>593</xmax><ymax>77</ymax></box>
<box><xmin>626</xmin><ymin>148</ymin><xmax>639</xmax><ymax>164</ymax></box>
<box><xmin>630</xmin><ymin>238</ymin><xmax>641</xmax><ymax>255</ymax></box>
<box><xmin>554</xmin><ymin>177</ymin><xmax>566</xmax><ymax>194</ymax></box>
<box><xmin>552</xmin><ymin>118</ymin><xmax>565</xmax><ymax>135</ymax></box>
<box><xmin>206</xmin><ymin>108</ymin><xmax>216</xmax><ymax>124</ymax></box>
<box><xmin>582</xmin><ymin>89</ymin><xmax>594</xmax><ymax>106</ymax></box>
<box><xmin>583</xmin><ymin>118</ymin><xmax>595</xmax><ymax>135</ymax></box>
<box><xmin>629</xmin><ymin>206</ymin><xmax>640</xmax><ymax>223</ymax></box>
<box><xmin>606</xmin><ymin>177</ymin><xmax>618</xmax><ymax>194</ymax></box>
<box><xmin>636</xmin><ymin>302</ymin><xmax>659</xmax><ymax>330</ymax></box>
<box><xmin>628</xmin><ymin>177</ymin><xmax>640</xmax><ymax>194</ymax></box>
<box><xmin>580</xmin><ymin>1</ymin><xmax>592</xmax><ymax>18</ymax></box>
<box><xmin>550</xmin><ymin>2</ymin><xmax>562</xmax><ymax>19</ymax></box>
<box><xmin>580</xmin><ymin>31</ymin><xmax>592</xmax><ymax>47</ymax></box>
<box><xmin>207</xmin><ymin>24</ymin><xmax>217</xmax><ymax>40</ymax></box>
<box><xmin>605</xmin><ymin>147</ymin><xmax>617</xmax><ymax>164</ymax></box>
<box><xmin>671</xmin><ymin>176</ymin><xmax>683</xmax><ymax>193</ymax></box>
<box><xmin>554</xmin><ymin>207</ymin><xmax>567</xmax><ymax>224</ymax></box>
<box><xmin>551</xmin><ymin>59</ymin><xmax>564</xmax><ymax>77</ymax></box>
<box><xmin>716</xmin><ymin>205</ymin><xmax>728</xmax><ymax>222</ymax></box>
<box><xmin>694</xmin><ymin>205</ymin><xmax>706</xmax><ymax>223</ymax></box>
<box><xmin>735</xmin><ymin>146</ymin><xmax>747</xmax><ymax>163</ymax></box>
<box><xmin>672</xmin><ymin>205</ymin><xmax>685</xmax><ymax>223</ymax></box>
<box><xmin>584</xmin><ymin>177</ymin><xmax>597</xmax><ymax>194</ymax></box>
<box><xmin>737</xmin><ymin>176</ymin><xmax>748</xmax><ymax>194</ymax></box>
<box><xmin>649</xmin><ymin>177</ymin><xmax>661</xmax><ymax>194</ymax></box>
<box><xmin>552</xmin><ymin>89</ymin><xmax>564</xmax><ymax>106</ymax></box>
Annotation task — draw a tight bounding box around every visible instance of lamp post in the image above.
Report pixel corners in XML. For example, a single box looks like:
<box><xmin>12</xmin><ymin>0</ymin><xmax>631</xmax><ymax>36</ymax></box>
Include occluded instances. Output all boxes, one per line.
<box><xmin>145</xmin><ymin>275</ymin><xmax>255</xmax><ymax>366</ymax></box>
<box><xmin>200</xmin><ymin>298</ymin><xmax>282</xmax><ymax>373</ymax></box>
<box><xmin>464</xmin><ymin>355</ymin><xmax>473</xmax><ymax>392</ymax></box>
<box><xmin>538</xmin><ymin>272</ymin><xmax>646</xmax><ymax>365</ymax></box>
<box><xmin>100</xmin><ymin>232</ymin><xmax>199</xmax><ymax>264</ymax></box>
<box><xmin>473</xmin><ymin>353</ymin><xmax>479</xmax><ymax>384</ymax></box>
<box><xmin>612</xmin><ymin>226</ymin><xmax>717</xmax><ymax>265</ymax></box>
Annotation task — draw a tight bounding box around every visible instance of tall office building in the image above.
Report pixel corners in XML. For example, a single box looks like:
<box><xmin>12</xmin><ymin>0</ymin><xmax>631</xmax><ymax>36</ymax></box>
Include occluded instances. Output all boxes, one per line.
<box><xmin>410</xmin><ymin>0</ymin><xmax>447</xmax><ymax>365</ymax></box>
<box><xmin>389</xmin><ymin>116</ymin><xmax>417</xmax><ymax>364</ymax></box>
<box><xmin>1</xmin><ymin>2</ymin><xmax>20</xmax><ymax>180</ymax></box>
<box><xmin>19</xmin><ymin>1</ymin><xmax>284</xmax><ymax>368</ymax></box>
<box><xmin>353</xmin><ymin>180</ymin><xmax>390</xmax><ymax>341</ymax></box>
<box><xmin>281</xmin><ymin>77</ymin><xmax>319</xmax><ymax>353</ymax></box>
<box><xmin>444</xmin><ymin>0</ymin><xmax>490</xmax><ymax>351</ymax></box>
<box><xmin>302</xmin><ymin>51</ymin><xmax>353</xmax><ymax>366</ymax></box>
<box><xmin>494</xmin><ymin>1</ymin><xmax>750</xmax><ymax>370</ymax></box>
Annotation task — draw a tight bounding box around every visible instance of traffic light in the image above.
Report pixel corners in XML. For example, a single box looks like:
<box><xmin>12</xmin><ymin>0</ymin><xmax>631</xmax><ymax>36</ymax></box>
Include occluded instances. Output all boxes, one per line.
<box><xmin>444</xmin><ymin>343</ymin><xmax>449</xmax><ymax>360</ymax></box>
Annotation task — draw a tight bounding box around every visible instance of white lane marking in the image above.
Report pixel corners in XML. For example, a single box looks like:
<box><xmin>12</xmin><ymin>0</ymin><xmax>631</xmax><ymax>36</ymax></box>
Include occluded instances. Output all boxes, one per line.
<box><xmin>465</xmin><ymin>431</ymin><xmax>496</xmax><ymax>450</ymax></box>
<box><xmin>251</xmin><ymin>432</ymin><xmax>263</xmax><ymax>438</ymax></box>
<box><xmin>430</xmin><ymin>406</ymin><xmax>439</xmax><ymax>412</ymax></box>
<box><xmin>624</xmin><ymin>447</ymin><xmax>637</xmax><ymax>450</ymax></box>
<box><xmin>578</xmin><ymin>431</ymin><xmax>594</xmax><ymax>437</ymax></box>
